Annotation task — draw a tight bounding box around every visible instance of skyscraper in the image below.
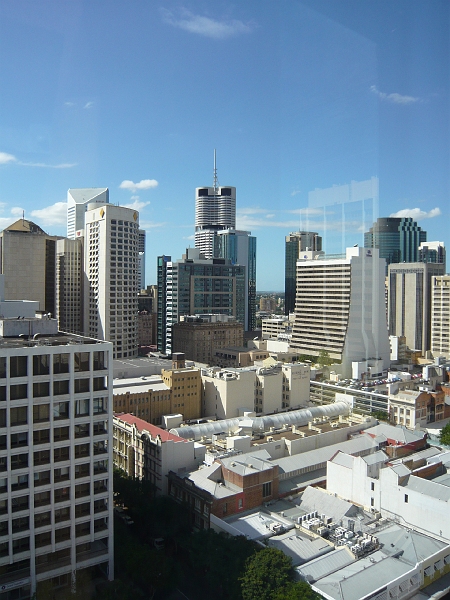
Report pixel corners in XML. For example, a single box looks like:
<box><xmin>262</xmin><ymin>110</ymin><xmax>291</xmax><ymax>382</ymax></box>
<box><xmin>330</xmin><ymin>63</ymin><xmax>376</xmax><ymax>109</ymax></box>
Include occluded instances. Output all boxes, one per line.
<box><xmin>418</xmin><ymin>241</ymin><xmax>446</xmax><ymax>267</ymax></box>
<box><xmin>431</xmin><ymin>275</ymin><xmax>450</xmax><ymax>359</ymax></box>
<box><xmin>157</xmin><ymin>248</ymin><xmax>245</xmax><ymax>355</ymax></box>
<box><xmin>56</xmin><ymin>237</ymin><xmax>84</xmax><ymax>334</ymax></box>
<box><xmin>194</xmin><ymin>151</ymin><xmax>236</xmax><ymax>259</ymax></box>
<box><xmin>364</xmin><ymin>217</ymin><xmax>427</xmax><ymax>267</ymax></box>
<box><xmin>290</xmin><ymin>247</ymin><xmax>390</xmax><ymax>378</ymax></box>
<box><xmin>214</xmin><ymin>229</ymin><xmax>257</xmax><ymax>331</ymax></box>
<box><xmin>83</xmin><ymin>204</ymin><xmax>139</xmax><ymax>359</ymax></box>
<box><xmin>138</xmin><ymin>229</ymin><xmax>146</xmax><ymax>290</ymax></box>
<box><xmin>67</xmin><ymin>188</ymin><xmax>109</xmax><ymax>239</ymax></box>
<box><xmin>388</xmin><ymin>261</ymin><xmax>445</xmax><ymax>355</ymax></box>
<box><xmin>285</xmin><ymin>231</ymin><xmax>322</xmax><ymax>315</ymax></box>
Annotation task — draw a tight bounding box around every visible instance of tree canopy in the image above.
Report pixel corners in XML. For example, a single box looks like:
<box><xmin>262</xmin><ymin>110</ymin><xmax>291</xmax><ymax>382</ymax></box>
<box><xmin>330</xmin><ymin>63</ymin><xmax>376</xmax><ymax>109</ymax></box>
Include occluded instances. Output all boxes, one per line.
<box><xmin>440</xmin><ymin>422</ymin><xmax>450</xmax><ymax>446</ymax></box>
<box><xmin>240</xmin><ymin>547</ymin><xmax>294</xmax><ymax>600</ymax></box>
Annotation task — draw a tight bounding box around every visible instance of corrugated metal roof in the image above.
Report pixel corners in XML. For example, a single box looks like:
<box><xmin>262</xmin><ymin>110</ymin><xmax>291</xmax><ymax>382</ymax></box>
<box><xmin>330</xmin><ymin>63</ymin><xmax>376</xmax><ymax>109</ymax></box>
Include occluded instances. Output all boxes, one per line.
<box><xmin>268</xmin><ymin>531</ymin><xmax>332</xmax><ymax>566</ymax></box>
<box><xmin>297</xmin><ymin>547</ymin><xmax>355</xmax><ymax>583</ymax></box>
<box><xmin>114</xmin><ymin>413</ymin><xmax>185</xmax><ymax>442</ymax></box>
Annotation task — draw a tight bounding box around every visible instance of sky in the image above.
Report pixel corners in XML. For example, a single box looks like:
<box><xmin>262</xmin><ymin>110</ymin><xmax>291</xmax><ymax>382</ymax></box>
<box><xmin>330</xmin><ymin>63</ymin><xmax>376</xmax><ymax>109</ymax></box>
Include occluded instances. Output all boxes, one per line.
<box><xmin>0</xmin><ymin>0</ymin><xmax>448</xmax><ymax>290</ymax></box>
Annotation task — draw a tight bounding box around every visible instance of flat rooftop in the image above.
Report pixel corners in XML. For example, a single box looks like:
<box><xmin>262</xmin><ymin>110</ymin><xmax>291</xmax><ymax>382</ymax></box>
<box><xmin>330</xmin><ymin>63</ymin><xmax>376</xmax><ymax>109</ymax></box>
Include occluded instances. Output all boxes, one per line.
<box><xmin>0</xmin><ymin>331</ymin><xmax>105</xmax><ymax>349</ymax></box>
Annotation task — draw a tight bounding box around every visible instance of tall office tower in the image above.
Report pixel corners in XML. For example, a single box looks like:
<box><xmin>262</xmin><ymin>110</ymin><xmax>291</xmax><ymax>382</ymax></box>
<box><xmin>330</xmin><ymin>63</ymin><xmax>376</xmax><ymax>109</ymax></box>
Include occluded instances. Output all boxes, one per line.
<box><xmin>194</xmin><ymin>152</ymin><xmax>236</xmax><ymax>258</ymax></box>
<box><xmin>364</xmin><ymin>217</ymin><xmax>427</xmax><ymax>267</ymax></box>
<box><xmin>431</xmin><ymin>275</ymin><xmax>450</xmax><ymax>359</ymax></box>
<box><xmin>138</xmin><ymin>229</ymin><xmax>146</xmax><ymax>290</ymax></box>
<box><xmin>419</xmin><ymin>241</ymin><xmax>446</xmax><ymax>267</ymax></box>
<box><xmin>0</xmin><ymin>293</ymin><xmax>113</xmax><ymax>598</ymax></box>
<box><xmin>0</xmin><ymin>219</ymin><xmax>59</xmax><ymax>315</ymax></box>
<box><xmin>55</xmin><ymin>237</ymin><xmax>84</xmax><ymax>334</ymax></box>
<box><xmin>285</xmin><ymin>231</ymin><xmax>322</xmax><ymax>315</ymax></box>
<box><xmin>67</xmin><ymin>188</ymin><xmax>109</xmax><ymax>239</ymax></box>
<box><xmin>83</xmin><ymin>204</ymin><xmax>139</xmax><ymax>359</ymax></box>
<box><xmin>388</xmin><ymin>261</ymin><xmax>445</xmax><ymax>355</ymax></box>
<box><xmin>213</xmin><ymin>229</ymin><xmax>257</xmax><ymax>331</ymax></box>
<box><xmin>157</xmin><ymin>248</ymin><xmax>245</xmax><ymax>355</ymax></box>
<box><xmin>290</xmin><ymin>247</ymin><xmax>390</xmax><ymax>378</ymax></box>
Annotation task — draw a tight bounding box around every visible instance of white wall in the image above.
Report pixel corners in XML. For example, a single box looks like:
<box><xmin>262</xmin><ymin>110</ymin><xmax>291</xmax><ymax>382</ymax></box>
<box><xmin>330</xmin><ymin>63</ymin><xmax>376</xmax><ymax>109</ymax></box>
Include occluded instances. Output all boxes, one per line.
<box><xmin>202</xmin><ymin>369</ymin><xmax>255</xmax><ymax>419</ymax></box>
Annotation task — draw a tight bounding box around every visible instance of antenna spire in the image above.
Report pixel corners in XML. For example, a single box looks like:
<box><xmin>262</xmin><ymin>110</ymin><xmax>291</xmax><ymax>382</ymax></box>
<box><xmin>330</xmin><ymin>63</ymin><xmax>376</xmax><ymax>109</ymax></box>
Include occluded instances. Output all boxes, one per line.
<box><xmin>213</xmin><ymin>149</ymin><xmax>219</xmax><ymax>192</ymax></box>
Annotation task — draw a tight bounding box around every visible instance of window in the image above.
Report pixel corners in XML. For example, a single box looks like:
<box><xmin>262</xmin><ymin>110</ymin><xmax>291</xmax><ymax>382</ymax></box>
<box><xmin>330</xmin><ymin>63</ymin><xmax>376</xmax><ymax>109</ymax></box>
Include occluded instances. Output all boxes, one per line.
<box><xmin>75</xmin><ymin>502</ymin><xmax>90</xmax><ymax>518</ymax></box>
<box><xmin>94</xmin><ymin>441</ymin><xmax>106</xmax><ymax>455</ymax></box>
<box><xmin>74</xmin><ymin>423</ymin><xmax>89</xmax><ymax>438</ymax></box>
<box><xmin>0</xmin><ymin>357</ymin><xmax>6</xmax><ymax>378</ymax></box>
<box><xmin>262</xmin><ymin>482</ymin><xmax>272</xmax><ymax>498</ymax></box>
<box><xmin>75</xmin><ymin>463</ymin><xmax>90</xmax><ymax>479</ymax></box>
<box><xmin>53</xmin><ymin>401</ymin><xmax>69</xmax><ymax>420</ymax></box>
<box><xmin>10</xmin><ymin>384</ymin><xmax>28</xmax><ymax>401</ymax></box>
<box><xmin>54</xmin><ymin>487</ymin><xmax>70</xmax><ymax>503</ymax></box>
<box><xmin>54</xmin><ymin>467</ymin><xmax>70</xmax><ymax>482</ymax></box>
<box><xmin>11</xmin><ymin>474</ymin><xmax>28</xmax><ymax>490</ymax></box>
<box><xmin>12</xmin><ymin>495</ymin><xmax>29</xmax><ymax>512</ymax></box>
<box><xmin>75</xmin><ymin>378</ymin><xmax>90</xmax><ymax>393</ymax></box>
<box><xmin>74</xmin><ymin>352</ymin><xmax>89</xmax><ymax>372</ymax></box>
<box><xmin>94</xmin><ymin>460</ymin><xmax>107</xmax><ymax>474</ymax></box>
<box><xmin>75</xmin><ymin>522</ymin><xmax>90</xmax><ymax>537</ymax></box>
<box><xmin>10</xmin><ymin>406</ymin><xmax>27</xmax><ymax>425</ymax></box>
<box><xmin>54</xmin><ymin>507</ymin><xmax>70</xmax><ymax>523</ymax></box>
<box><xmin>0</xmin><ymin>520</ymin><xmax>8</xmax><ymax>536</ymax></box>
<box><xmin>54</xmin><ymin>447</ymin><xmax>70</xmax><ymax>462</ymax></box>
<box><xmin>33</xmin><ymin>429</ymin><xmax>50</xmax><ymax>445</ymax></box>
<box><xmin>75</xmin><ymin>399</ymin><xmax>89</xmax><ymax>417</ymax></box>
<box><xmin>10</xmin><ymin>356</ymin><xmax>27</xmax><ymax>378</ymax></box>
<box><xmin>405</xmin><ymin>494</ymin><xmax>409</xmax><ymax>503</ymax></box>
<box><xmin>12</xmin><ymin>517</ymin><xmax>29</xmax><ymax>533</ymax></box>
<box><xmin>53</xmin><ymin>354</ymin><xmax>69</xmax><ymax>374</ymax></box>
<box><xmin>11</xmin><ymin>432</ymin><xmax>27</xmax><ymax>447</ymax></box>
<box><xmin>34</xmin><ymin>491</ymin><xmax>51</xmax><ymax>507</ymax></box>
<box><xmin>75</xmin><ymin>483</ymin><xmax>90</xmax><ymax>498</ymax></box>
<box><xmin>33</xmin><ymin>382</ymin><xmax>50</xmax><ymax>398</ymax></box>
<box><xmin>371</xmin><ymin>482</ymin><xmax>375</xmax><ymax>491</ymax></box>
<box><xmin>34</xmin><ymin>512</ymin><xmax>51</xmax><ymax>529</ymax></box>
<box><xmin>53</xmin><ymin>427</ymin><xmax>69</xmax><ymax>442</ymax></box>
<box><xmin>55</xmin><ymin>526</ymin><xmax>71</xmax><ymax>543</ymax></box>
<box><xmin>93</xmin><ymin>421</ymin><xmax>106</xmax><ymax>435</ymax></box>
<box><xmin>13</xmin><ymin>536</ymin><xmax>30</xmax><ymax>554</ymax></box>
<box><xmin>94</xmin><ymin>499</ymin><xmax>107</xmax><ymax>514</ymax></box>
<box><xmin>93</xmin><ymin>377</ymin><xmax>106</xmax><ymax>391</ymax></box>
<box><xmin>93</xmin><ymin>397</ymin><xmax>106</xmax><ymax>414</ymax></box>
<box><xmin>11</xmin><ymin>454</ymin><xmax>28</xmax><ymax>470</ymax></box>
<box><xmin>93</xmin><ymin>351</ymin><xmax>105</xmax><ymax>370</ymax></box>
<box><xmin>35</xmin><ymin>531</ymin><xmax>52</xmax><ymax>548</ymax></box>
<box><xmin>33</xmin><ymin>404</ymin><xmax>50</xmax><ymax>423</ymax></box>
<box><xmin>34</xmin><ymin>450</ymin><xmax>50</xmax><ymax>466</ymax></box>
<box><xmin>75</xmin><ymin>443</ymin><xmax>89</xmax><ymax>459</ymax></box>
<box><xmin>54</xmin><ymin>380</ymin><xmax>69</xmax><ymax>395</ymax></box>
<box><xmin>93</xmin><ymin>480</ymin><xmax>107</xmax><ymax>494</ymax></box>
<box><xmin>0</xmin><ymin>409</ymin><xmax>5</xmax><ymax>428</ymax></box>
<box><xmin>0</xmin><ymin>499</ymin><xmax>7</xmax><ymax>515</ymax></box>
<box><xmin>0</xmin><ymin>387</ymin><xmax>6</xmax><ymax>401</ymax></box>
<box><xmin>34</xmin><ymin>471</ymin><xmax>50</xmax><ymax>487</ymax></box>
<box><xmin>33</xmin><ymin>355</ymin><xmax>49</xmax><ymax>376</ymax></box>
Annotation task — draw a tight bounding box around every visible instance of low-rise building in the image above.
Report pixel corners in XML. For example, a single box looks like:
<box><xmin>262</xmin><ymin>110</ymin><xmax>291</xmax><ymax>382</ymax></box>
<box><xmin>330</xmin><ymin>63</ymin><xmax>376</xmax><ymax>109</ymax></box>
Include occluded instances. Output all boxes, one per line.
<box><xmin>161</xmin><ymin>353</ymin><xmax>201</xmax><ymax>421</ymax></box>
<box><xmin>113</xmin><ymin>413</ymin><xmax>205</xmax><ymax>495</ymax></box>
<box><xmin>172</xmin><ymin>314</ymin><xmax>243</xmax><ymax>364</ymax></box>
<box><xmin>261</xmin><ymin>316</ymin><xmax>292</xmax><ymax>341</ymax></box>
<box><xmin>389</xmin><ymin>388</ymin><xmax>448</xmax><ymax>428</ymax></box>
<box><xmin>212</xmin><ymin>346</ymin><xmax>269</xmax><ymax>368</ymax></box>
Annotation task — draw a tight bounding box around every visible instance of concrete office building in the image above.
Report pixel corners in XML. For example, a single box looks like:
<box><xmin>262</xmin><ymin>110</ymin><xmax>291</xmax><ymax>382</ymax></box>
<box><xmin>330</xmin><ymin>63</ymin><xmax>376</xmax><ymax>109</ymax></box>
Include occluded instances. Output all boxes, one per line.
<box><xmin>55</xmin><ymin>237</ymin><xmax>84</xmax><ymax>335</ymax></box>
<box><xmin>67</xmin><ymin>188</ymin><xmax>109</xmax><ymax>240</ymax></box>
<box><xmin>285</xmin><ymin>232</ymin><xmax>322</xmax><ymax>315</ymax></box>
<box><xmin>214</xmin><ymin>229</ymin><xmax>256</xmax><ymax>331</ymax></box>
<box><xmin>388</xmin><ymin>262</ymin><xmax>445</xmax><ymax>355</ymax></box>
<box><xmin>290</xmin><ymin>247</ymin><xmax>390</xmax><ymax>378</ymax></box>
<box><xmin>364</xmin><ymin>216</ymin><xmax>427</xmax><ymax>268</ymax></box>
<box><xmin>0</xmin><ymin>219</ymin><xmax>60</xmax><ymax>317</ymax></box>
<box><xmin>431</xmin><ymin>275</ymin><xmax>450</xmax><ymax>359</ymax></box>
<box><xmin>157</xmin><ymin>248</ymin><xmax>245</xmax><ymax>356</ymax></box>
<box><xmin>194</xmin><ymin>153</ymin><xmax>236</xmax><ymax>259</ymax></box>
<box><xmin>83</xmin><ymin>204</ymin><xmax>139</xmax><ymax>359</ymax></box>
<box><xmin>161</xmin><ymin>354</ymin><xmax>202</xmax><ymax>421</ymax></box>
<box><xmin>172</xmin><ymin>314</ymin><xmax>243</xmax><ymax>365</ymax></box>
<box><xmin>0</xmin><ymin>304</ymin><xmax>113</xmax><ymax>598</ymax></box>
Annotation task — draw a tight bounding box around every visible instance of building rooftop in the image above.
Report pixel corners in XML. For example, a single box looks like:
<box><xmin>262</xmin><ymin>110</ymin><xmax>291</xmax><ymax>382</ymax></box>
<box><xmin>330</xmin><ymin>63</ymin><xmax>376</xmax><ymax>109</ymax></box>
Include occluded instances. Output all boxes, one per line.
<box><xmin>114</xmin><ymin>413</ymin><xmax>186</xmax><ymax>443</ymax></box>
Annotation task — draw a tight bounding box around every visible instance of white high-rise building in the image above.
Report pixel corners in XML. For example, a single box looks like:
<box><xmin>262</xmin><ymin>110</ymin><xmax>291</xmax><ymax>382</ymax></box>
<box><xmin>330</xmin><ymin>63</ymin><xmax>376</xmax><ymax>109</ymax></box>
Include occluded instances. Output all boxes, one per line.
<box><xmin>431</xmin><ymin>275</ymin><xmax>450</xmax><ymax>359</ymax></box>
<box><xmin>67</xmin><ymin>188</ymin><xmax>109</xmax><ymax>240</ymax></box>
<box><xmin>194</xmin><ymin>152</ymin><xmax>236</xmax><ymax>259</ymax></box>
<box><xmin>83</xmin><ymin>204</ymin><xmax>139</xmax><ymax>359</ymax></box>
<box><xmin>290</xmin><ymin>247</ymin><xmax>390</xmax><ymax>378</ymax></box>
<box><xmin>0</xmin><ymin>293</ymin><xmax>113</xmax><ymax>598</ymax></box>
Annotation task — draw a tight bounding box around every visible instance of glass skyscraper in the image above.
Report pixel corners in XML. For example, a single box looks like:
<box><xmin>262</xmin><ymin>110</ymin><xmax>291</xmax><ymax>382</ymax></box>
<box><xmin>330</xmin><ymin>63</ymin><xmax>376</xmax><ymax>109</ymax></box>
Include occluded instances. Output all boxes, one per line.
<box><xmin>364</xmin><ymin>217</ymin><xmax>427</xmax><ymax>267</ymax></box>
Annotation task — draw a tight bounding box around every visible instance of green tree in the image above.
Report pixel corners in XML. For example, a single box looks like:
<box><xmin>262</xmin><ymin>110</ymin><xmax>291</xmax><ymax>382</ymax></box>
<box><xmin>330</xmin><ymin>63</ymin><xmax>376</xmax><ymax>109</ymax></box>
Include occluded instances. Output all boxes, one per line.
<box><xmin>440</xmin><ymin>422</ymin><xmax>450</xmax><ymax>446</ymax></box>
<box><xmin>317</xmin><ymin>350</ymin><xmax>333</xmax><ymax>367</ymax></box>
<box><xmin>274</xmin><ymin>581</ymin><xmax>323</xmax><ymax>599</ymax></box>
<box><xmin>240</xmin><ymin>547</ymin><xmax>293</xmax><ymax>600</ymax></box>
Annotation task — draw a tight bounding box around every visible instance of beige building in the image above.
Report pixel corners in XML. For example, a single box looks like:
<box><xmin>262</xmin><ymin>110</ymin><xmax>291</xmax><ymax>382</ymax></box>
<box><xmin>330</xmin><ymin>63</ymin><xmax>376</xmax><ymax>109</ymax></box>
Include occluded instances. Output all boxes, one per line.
<box><xmin>113</xmin><ymin>413</ymin><xmax>205</xmax><ymax>495</ymax></box>
<box><xmin>161</xmin><ymin>354</ymin><xmax>202</xmax><ymax>421</ymax></box>
<box><xmin>113</xmin><ymin>377</ymin><xmax>171</xmax><ymax>427</ymax></box>
<box><xmin>172</xmin><ymin>314</ymin><xmax>243</xmax><ymax>364</ymax></box>
<box><xmin>212</xmin><ymin>346</ymin><xmax>269</xmax><ymax>368</ymax></box>
<box><xmin>0</xmin><ymin>219</ymin><xmax>60</xmax><ymax>315</ymax></box>
<box><xmin>431</xmin><ymin>275</ymin><xmax>450</xmax><ymax>359</ymax></box>
<box><xmin>389</xmin><ymin>388</ymin><xmax>447</xmax><ymax>429</ymax></box>
<box><xmin>202</xmin><ymin>367</ymin><xmax>255</xmax><ymax>419</ymax></box>
<box><xmin>261</xmin><ymin>316</ymin><xmax>293</xmax><ymax>340</ymax></box>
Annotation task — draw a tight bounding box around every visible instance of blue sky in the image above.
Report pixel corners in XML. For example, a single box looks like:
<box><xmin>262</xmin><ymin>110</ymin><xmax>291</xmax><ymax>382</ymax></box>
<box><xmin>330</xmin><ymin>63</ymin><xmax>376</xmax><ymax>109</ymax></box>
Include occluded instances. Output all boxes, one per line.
<box><xmin>0</xmin><ymin>0</ymin><xmax>448</xmax><ymax>290</ymax></box>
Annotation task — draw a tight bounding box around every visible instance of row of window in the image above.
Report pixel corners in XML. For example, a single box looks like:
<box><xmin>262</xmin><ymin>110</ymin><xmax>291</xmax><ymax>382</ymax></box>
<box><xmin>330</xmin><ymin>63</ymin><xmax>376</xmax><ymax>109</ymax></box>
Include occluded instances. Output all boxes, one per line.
<box><xmin>0</xmin><ymin>398</ymin><xmax>107</xmax><ymax>428</ymax></box>
<box><xmin>0</xmin><ymin>352</ymin><xmax>106</xmax><ymax>379</ymax></box>
<box><xmin>0</xmin><ymin>444</ymin><xmax>107</xmax><ymax>473</ymax></box>
<box><xmin>0</xmin><ymin>423</ymin><xmax>107</xmax><ymax>450</ymax></box>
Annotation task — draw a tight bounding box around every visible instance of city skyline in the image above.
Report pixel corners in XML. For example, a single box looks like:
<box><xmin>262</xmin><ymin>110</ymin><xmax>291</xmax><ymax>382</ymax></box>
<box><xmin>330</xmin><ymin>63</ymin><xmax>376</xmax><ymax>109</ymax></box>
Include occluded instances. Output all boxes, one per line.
<box><xmin>0</xmin><ymin>1</ymin><xmax>448</xmax><ymax>290</ymax></box>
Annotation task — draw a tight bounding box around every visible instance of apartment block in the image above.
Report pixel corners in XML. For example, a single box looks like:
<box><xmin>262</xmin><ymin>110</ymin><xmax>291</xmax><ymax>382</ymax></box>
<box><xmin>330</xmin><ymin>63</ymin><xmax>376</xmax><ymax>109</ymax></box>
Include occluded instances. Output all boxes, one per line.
<box><xmin>431</xmin><ymin>275</ymin><xmax>450</xmax><ymax>359</ymax></box>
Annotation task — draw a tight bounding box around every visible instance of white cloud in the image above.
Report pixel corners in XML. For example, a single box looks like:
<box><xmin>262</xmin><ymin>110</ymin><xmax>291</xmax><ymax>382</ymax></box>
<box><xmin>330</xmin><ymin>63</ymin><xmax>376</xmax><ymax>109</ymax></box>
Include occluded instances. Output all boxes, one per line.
<box><xmin>0</xmin><ymin>152</ymin><xmax>16</xmax><ymax>164</ymax></box>
<box><xmin>122</xmin><ymin>199</ymin><xmax>150</xmax><ymax>212</ymax></box>
<box><xmin>291</xmin><ymin>189</ymin><xmax>301</xmax><ymax>197</ymax></box>
<box><xmin>265</xmin><ymin>214</ymin><xmax>275</xmax><ymax>219</ymax></box>
<box><xmin>390</xmin><ymin>207</ymin><xmax>441</xmax><ymax>221</ymax></box>
<box><xmin>18</xmin><ymin>161</ymin><xmax>77</xmax><ymax>169</ymax></box>
<box><xmin>370</xmin><ymin>85</ymin><xmax>421</xmax><ymax>104</ymax></box>
<box><xmin>83</xmin><ymin>101</ymin><xmax>94</xmax><ymax>109</ymax></box>
<box><xmin>30</xmin><ymin>202</ymin><xmax>68</xmax><ymax>226</ymax></box>
<box><xmin>11</xmin><ymin>207</ymin><xmax>24</xmax><ymax>216</ymax></box>
<box><xmin>183</xmin><ymin>234</ymin><xmax>195</xmax><ymax>241</ymax></box>
<box><xmin>139</xmin><ymin>220</ymin><xmax>166</xmax><ymax>230</ymax></box>
<box><xmin>64</xmin><ymin>102</ymin><xmax>75</xmax><ymax>108</ymax></box>
<box><xmin>119</xmin><ymin>179</ymin><xmax>158</xmax><ymax>192</ymax></box>
<box><xmin>161</xmin><ymin>8</ymin><xmax>252</xmax><ymax>39</ymax></box>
